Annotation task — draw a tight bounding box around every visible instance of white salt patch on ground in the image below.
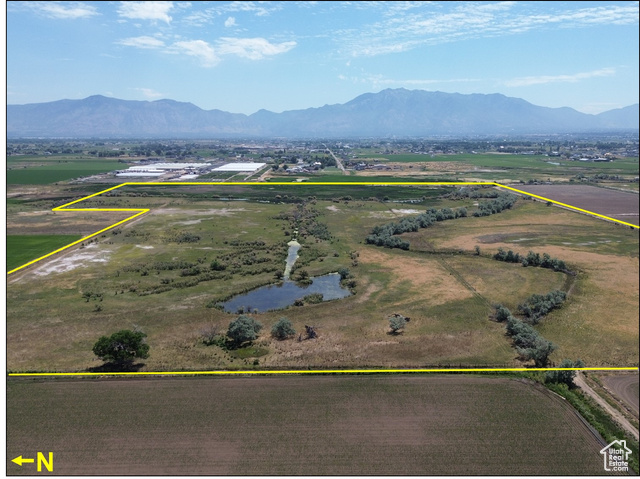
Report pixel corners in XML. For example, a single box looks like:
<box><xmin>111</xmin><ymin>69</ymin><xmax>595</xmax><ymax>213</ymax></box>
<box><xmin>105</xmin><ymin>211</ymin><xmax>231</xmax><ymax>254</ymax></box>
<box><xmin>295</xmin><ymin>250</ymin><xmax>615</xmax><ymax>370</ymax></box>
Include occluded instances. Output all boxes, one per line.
<box><xmin>135</xmin><ymin>245</ymin><xmax>154</xmax><ymax>249</ymax></box>
<box><xmin>32</xmin><ymin>244</ymin><xmax>112</xmax><ymax>276</ymax></box>
<box><xmin>391</xmin><ymin>209</ymin><xmax>421</xmax><ymax>214</ymax></box>
<box><xmin>153</xmin><ymin>208</ymin><xmax>246</xmax><ymax>216</ymax></box>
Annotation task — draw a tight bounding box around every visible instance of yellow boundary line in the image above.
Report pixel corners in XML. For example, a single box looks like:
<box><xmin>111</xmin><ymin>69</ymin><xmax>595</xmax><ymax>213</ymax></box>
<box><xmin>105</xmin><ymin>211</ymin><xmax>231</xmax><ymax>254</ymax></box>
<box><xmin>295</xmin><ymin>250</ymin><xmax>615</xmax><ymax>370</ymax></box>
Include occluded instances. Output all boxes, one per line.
<box><xmin>7</xmin><ymin>181</ymin><xmax>639</xmax><ymax>377</ymax></box>
<box><xmin>7</xmin><ymin>367</ymin><xmax>638</xmax><ymax>377</ymax></box>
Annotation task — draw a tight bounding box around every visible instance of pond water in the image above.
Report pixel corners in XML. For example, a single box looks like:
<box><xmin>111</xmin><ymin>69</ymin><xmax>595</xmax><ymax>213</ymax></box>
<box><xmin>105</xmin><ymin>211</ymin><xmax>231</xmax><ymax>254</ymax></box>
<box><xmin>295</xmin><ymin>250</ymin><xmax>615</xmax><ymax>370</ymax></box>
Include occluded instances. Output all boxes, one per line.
<box><xmin>220</xmin><ymin>273</ymin><xmax>351</xmax><ymax>313</ymax></box>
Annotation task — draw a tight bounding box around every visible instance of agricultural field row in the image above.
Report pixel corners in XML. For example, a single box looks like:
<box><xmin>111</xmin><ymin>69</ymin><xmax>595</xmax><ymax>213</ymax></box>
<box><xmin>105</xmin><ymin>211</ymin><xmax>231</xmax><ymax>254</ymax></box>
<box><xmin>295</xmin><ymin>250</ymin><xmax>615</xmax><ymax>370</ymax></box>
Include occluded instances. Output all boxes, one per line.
<box><xmin>6</xmin><ymin>375</ymin><xmax>608</xmax><ymax>475</ymax></box>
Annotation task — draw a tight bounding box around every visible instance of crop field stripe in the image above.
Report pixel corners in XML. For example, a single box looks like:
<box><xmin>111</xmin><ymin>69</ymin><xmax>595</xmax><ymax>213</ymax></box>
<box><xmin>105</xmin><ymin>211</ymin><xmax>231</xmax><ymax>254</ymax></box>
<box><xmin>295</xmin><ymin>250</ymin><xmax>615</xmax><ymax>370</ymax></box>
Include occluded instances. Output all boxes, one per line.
<box><xmin>7</xmin><ymin>180</ymin><xmax>637</xmax><ymax>276</ymax></box>
<box><xmin>497</xmin><ymin>184</ymin><xmax>639</xmax><ymax>228</ymax></box>
<box><xmin>7</xmin><ymin>367</ymin><xmax>638</xmax><ymax>377</ymax></box>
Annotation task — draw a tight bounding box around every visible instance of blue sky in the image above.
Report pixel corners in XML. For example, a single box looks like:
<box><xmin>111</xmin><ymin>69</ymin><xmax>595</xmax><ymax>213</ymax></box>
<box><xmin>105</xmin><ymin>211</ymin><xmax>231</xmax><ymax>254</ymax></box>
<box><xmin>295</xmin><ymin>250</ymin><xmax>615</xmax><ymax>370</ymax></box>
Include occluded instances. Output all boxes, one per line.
<box><xmin>5</xmin><ymin>1</ymin><xmax>639</xmax><ymax>115</ymax></box>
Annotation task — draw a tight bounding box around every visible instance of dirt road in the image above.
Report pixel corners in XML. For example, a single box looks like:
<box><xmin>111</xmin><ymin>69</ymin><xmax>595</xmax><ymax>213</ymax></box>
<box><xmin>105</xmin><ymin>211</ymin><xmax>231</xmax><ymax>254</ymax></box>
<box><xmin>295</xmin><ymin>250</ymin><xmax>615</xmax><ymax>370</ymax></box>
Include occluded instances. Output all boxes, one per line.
<box><xmin>575</xmin><ymin>372</ymin><xmax>639</xmax><ymax>441</ymax></box>
<box><xmin>323</xmin><ymin>144</ymin><xmax>346</xmax><ymax>174</ymax></box>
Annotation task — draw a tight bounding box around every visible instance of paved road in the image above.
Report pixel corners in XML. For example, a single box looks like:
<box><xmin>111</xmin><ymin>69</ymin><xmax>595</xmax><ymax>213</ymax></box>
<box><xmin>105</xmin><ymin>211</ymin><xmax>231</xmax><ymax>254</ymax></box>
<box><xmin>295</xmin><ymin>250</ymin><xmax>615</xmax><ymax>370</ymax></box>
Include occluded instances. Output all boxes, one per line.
<box><xmin>575</xmin><ymin>372</ymin><xmax>639</xmax><ymax>441</ymax></box>
<box><xmin>601</xmin><ymin>374</ymin><xmax>639</xmax><ymax>417</ymax></box>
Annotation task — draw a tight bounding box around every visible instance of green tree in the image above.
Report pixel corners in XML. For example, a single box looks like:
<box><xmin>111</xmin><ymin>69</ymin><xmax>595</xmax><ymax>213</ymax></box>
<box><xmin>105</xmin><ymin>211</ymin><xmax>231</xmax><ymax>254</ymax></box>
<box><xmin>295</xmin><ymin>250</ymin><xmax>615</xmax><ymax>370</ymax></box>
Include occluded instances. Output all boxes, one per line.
<box><xmin>227</xmin><ymin>315</ymin><xmax>263</xmax><ymax>345</ymax></box>
<box><xmin>494</xmin><ymin>304</ymin><xmax>512</xmax><ymax>322</ymax></box>
<box><xmin>545</xmin><ymin>359</ymin><xmax>585</xmax><ymax>387</ymax></box>
<box><xmin>271</xmin><ymin>317</ymin><xmax>296</xmax><ymax>340</ymax></box>
<box><xmin>517</xmin><ymin>336</ymin><xmax>557</xmax><ymax>367</ymax></box>
<box><xmin>92</xmin><ymin>330</ymin><xmax>149</xmax><ymax>365</ymax></box>
<box><xmin>388</xmin><ymin>314</ymin><xmax>408</xmax><ymax>334</ymax></box>
<box><xmin>338</xmin><ymin>267</ymin><xmax>351</xmax><ymax>280</ymax></box>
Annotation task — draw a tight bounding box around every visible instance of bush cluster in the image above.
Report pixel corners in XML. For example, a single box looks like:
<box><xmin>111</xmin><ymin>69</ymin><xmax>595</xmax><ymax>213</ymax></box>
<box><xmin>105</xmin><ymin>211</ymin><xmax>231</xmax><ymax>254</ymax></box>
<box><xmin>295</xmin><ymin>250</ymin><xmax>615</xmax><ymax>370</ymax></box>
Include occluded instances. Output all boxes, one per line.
<box><xmin>501</xmin><ymin>306</ymin><xmax>557</xmax><ymax>368</ymax></box>
<box><xmin>545</xmin><ymin>359</ymin><xmax>585</xmax><ymax>387</ymax></box>
<box><xmin>517</xmin><ymin>290</ymin><xmax>567</xmax><ymax>324</ymax></box>
<box><xmin>365</xmin><ymin>207</ymin><xmax>466</xmax><ymax>250</ymax></box>
<box><xmin>493</xmin><ymin>249</ymin><xmax>568</xmax><ymax>272</ymax></box>
<box><xmin>447</xmin><ymin>187</ymin><xmax>501</xmax><ymax>200</ymax></box>
<box><xmin>472</xmin><ymin>194</ymin><xmax>517</xmax><ymax>217</ymax></box>
<box><xmin>496</xmin><ymin>305</ymin><xmax>557</xmax><ymax>367</ymax></box>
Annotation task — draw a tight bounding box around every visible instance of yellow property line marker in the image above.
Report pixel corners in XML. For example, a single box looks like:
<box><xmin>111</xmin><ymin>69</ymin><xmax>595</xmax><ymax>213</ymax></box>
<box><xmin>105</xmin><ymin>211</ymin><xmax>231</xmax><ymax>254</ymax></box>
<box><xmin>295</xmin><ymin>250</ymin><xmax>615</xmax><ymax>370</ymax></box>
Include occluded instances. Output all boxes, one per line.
<box><xmin>6</xmin><ymin>181</ymin><xmax>638</xmax><ymax>376</ymax></box>
<box><xmin>7</xmin><ymin>367</ymin><xmax>638</xmax><ymax>377</ymax></box>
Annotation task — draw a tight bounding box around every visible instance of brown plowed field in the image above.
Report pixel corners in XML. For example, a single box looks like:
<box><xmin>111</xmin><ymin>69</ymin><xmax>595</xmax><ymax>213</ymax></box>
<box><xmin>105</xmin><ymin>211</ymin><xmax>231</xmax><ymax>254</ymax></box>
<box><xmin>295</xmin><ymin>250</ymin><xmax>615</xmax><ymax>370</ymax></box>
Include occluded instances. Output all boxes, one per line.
<box><xmin>7</xmin><ymin>375</ymin><xmax>607</xmax><ymax>475</ymax></box>
<box><xmin>514</xmin><ymin>184</ymin><xmax>639</xmax><ymax>225</ymax></box>
<box><xmin>601</xmin><ymin>373</ymin><xmax>640</xmax><ymax>417</ymax></box>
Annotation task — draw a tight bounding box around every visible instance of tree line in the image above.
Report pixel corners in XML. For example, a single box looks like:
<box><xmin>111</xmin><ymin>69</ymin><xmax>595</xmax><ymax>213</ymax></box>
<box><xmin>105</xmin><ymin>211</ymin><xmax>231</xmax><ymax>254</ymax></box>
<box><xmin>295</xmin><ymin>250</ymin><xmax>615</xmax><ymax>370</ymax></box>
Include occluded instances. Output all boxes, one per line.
<box><xmin>366</xmin><ymin>193</ymin><xmax>516</xmax><ymax>250</ymax></box>
<box><xmin>494</xmin><ymin>288</ymin><xmax>567</xmax><ymax>366</ymax></box>
<box><xmin>365</xmin><ymin>207</ymin><xmax>467</xmax><ymax>250</ymax></box>
<box><xmin>493</xmin><ymin>248</ymin><xmax>568</xmax><ymax>272</ymax></box>
<box><xmin>495</xmin><ymin>304</ymin><xmax>556</xmax><ymax>367</ymax></box>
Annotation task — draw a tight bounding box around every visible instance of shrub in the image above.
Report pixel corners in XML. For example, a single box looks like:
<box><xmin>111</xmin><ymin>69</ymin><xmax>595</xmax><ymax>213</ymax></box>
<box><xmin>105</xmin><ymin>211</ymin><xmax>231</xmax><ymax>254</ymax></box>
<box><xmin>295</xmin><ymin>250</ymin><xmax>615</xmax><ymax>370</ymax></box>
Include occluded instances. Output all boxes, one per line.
<box><xmin>388</xmin><ymin>314</ymin><xmax>408</xmax><ymax>334</ymax></box>
<box><xmin>271</xmin><ymin>317</ymin><xmax>296</xmax><ymax>340</ymax></box>
<box><xmin>227</xmin><ymin>315</ymin><xmax>263</xmax><ymax>345</ymax></box>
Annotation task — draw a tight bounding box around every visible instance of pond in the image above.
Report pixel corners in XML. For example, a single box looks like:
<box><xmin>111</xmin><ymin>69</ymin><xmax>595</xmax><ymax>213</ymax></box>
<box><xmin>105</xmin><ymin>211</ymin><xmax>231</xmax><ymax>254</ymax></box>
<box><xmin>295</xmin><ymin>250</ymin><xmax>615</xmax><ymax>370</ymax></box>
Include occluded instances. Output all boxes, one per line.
<box><xmin>220</xmin><ymin>273</ymin><xmax>352</xmax><ymax>313</ymax></box>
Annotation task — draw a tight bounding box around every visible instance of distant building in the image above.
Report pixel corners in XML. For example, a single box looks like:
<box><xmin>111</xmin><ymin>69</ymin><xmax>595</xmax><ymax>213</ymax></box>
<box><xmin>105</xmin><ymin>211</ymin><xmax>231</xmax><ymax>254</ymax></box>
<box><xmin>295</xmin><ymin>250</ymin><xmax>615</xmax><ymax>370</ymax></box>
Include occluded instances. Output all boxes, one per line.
<box><xmin>212</xmin><ymin>162</ymin><xmax>266</xmax><ymax>172</ymax></box>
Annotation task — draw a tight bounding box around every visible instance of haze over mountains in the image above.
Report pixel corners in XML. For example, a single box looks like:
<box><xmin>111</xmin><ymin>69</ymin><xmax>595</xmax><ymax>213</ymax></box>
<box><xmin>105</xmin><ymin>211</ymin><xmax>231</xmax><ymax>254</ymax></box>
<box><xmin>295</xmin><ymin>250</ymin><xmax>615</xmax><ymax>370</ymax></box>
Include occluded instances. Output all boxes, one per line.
<box><xmin>7</xmin><ymin>88</ymin><xmax>639</xmax><ymax>138</ymax></box>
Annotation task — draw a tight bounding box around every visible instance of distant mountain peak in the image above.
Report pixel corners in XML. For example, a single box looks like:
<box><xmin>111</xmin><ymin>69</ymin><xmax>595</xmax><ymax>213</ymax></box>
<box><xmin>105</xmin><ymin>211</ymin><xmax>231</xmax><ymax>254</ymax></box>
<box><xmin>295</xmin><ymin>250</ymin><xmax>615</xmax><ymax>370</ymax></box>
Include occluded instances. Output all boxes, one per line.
<box><xmin>7</xmin><ymin>90</ymin><xmax>638</xmax><ymax>138</ymax></box>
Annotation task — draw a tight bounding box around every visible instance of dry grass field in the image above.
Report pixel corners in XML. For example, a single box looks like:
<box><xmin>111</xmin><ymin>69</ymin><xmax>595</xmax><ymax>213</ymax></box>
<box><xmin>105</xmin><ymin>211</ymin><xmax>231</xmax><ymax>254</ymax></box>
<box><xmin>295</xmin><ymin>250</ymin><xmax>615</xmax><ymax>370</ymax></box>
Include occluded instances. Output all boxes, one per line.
<box><xmin>6</xmin><ymin>186</ymin><xmax>638</xmax><ymax>372</ymax></box>
<box><xmin>414</xmin><ymin>201</ymin><xmax>638</xmax><ymax>366</ymax></box>
<box><xmin>6</xmin><ymin>375</ymin><xmax>607</xmax><ymax>475</ymax></box>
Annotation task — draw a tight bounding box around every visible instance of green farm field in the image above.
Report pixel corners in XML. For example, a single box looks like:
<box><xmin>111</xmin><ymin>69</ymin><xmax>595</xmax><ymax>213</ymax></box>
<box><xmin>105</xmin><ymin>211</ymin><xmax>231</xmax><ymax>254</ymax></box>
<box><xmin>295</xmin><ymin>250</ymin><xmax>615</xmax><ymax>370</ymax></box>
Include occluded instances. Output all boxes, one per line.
<box><xmin>6</xmin><ymin>184</ymin><xmax>638</xmax><ymax>372</ymax></box>
<box><xmin>6</xmin><ymin>375</ymin><xmax>607</xmax><ymax>475</ymax></box>
<box><xmin>6</xmin><ymin>235</ymin><xmax>82</xmax><ymax>272</ymax></box>
<box><xmin>350</xmin><ymin>152</ymin><xmax>639</xmax><ymax>182</ymax></box>
<box><xmin>7</xmin><ymin>157</ymin><xmax>123</xmax><ymax>185</ymax></box>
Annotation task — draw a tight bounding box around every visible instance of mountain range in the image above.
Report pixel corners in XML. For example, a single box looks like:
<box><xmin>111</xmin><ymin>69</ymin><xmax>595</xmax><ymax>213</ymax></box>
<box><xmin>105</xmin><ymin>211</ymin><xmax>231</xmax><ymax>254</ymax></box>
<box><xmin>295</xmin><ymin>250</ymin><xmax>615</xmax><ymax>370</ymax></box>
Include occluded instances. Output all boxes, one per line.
<box><xmin>7</xmin><ymin>88</ymin><xmax>639</xmax><ymax>138</ymax></box>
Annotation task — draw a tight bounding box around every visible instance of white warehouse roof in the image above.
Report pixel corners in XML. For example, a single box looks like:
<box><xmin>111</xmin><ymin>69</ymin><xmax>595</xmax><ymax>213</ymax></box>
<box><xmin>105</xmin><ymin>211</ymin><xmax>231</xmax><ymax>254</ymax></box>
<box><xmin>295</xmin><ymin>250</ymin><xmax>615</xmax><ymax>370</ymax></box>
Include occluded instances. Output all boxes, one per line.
<box><xmin>213</xmin><ymin>162</ymin><xmax>266</xmax><ymax>172</ymax></box>
<box><xmin>116</xmin><ymin>172</ymin><xmax>165</xmax><ymax>177</ymax></box>
<box><xmin>129</xmin><ymin>163</ymin><xmax>209</xmax><ymax>171</ymax></box>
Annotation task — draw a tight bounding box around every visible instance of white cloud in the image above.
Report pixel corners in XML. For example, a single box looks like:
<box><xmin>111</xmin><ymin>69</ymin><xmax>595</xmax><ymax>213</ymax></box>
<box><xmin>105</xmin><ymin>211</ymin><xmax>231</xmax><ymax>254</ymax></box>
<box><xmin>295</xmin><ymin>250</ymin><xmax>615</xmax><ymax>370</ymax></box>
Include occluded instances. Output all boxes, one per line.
<box><xmin>169</xmin><ymin>40</ymin><xmax>220</xmax><ymax>67</ymax></box>
<box><xmin>504</xmin><ymin>68</ymin><xmax>616</xmax><ymax>87</ymax></box>
<box><xmin>23</xmin><ymin>1</ymin><xmax>99</xmax><ymax>19</ymax></box>
<box><xmin>224</xmin><ymin>16</ymin><xmax>237</xmax><ymax>27</ymax></box>
<box><xmin>117</xmin><ymin>1</ymin><xmax>174</xmax><ymax>23</ymax></box>
<box><xmin>215</xmin><ymin>1</ymin><xmax>281</xmax><ymax>17</ymax></box>
<box><xmin>117</xmin><ymin>36</ymin><xmax>165</xmax><ymax>49</ymax></box>
<box><xmin>133</xmin><ymin>88</ymin><xmax>164</xmax><ymax>99</ymax></box>
<box><xmin>183</xmin><ymin>1</ymin><xmax>282</xmax><ymax>25</ymax></box>
<box><xmin>335</xmin><ymin>2</ymin><xmax>639</xmax><ymax>57</ymax></box>
<box><xmin>217</xmin><ymin>38</ymin><xmax>297</xmax><ymax>60</ymax></box>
